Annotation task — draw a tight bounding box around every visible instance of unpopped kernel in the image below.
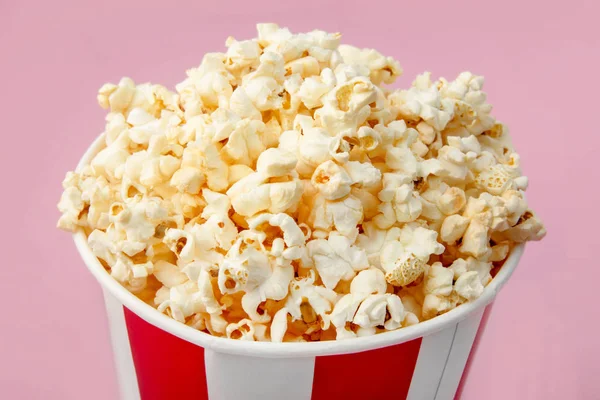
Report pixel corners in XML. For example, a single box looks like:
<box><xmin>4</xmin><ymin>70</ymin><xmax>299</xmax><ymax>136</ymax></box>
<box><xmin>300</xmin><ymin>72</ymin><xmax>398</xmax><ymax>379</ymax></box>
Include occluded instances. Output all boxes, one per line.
<box><xmin>58</xmin><ymin>23</ymin><xmax>545</xmax><ymax>342</ymax></box>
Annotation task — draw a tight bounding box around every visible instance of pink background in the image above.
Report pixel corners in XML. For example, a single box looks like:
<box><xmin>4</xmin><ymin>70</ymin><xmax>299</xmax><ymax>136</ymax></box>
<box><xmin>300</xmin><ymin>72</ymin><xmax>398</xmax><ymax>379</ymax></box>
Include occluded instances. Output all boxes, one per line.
<box><xmin>1</xmin><ymin>0</ymin><xmax>597</xmax><ymax>398</ymax></box>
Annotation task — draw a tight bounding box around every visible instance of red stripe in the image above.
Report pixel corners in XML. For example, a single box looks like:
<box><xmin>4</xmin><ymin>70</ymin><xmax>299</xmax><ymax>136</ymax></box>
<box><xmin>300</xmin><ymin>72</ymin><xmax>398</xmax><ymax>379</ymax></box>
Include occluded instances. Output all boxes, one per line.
<box><xmin>454</xmin><ymin>304</ymin><xmax>494</xmax><ymax>399</ymax></box>
<box><xmin>123</xmin><ymin>307</ymin><xmax>209</xmax><ymax>400</ymax></box>
<box><xmin>311</xmin><ymin>338</ymin><xmax>422</xmax><ymax>400</ymax></box>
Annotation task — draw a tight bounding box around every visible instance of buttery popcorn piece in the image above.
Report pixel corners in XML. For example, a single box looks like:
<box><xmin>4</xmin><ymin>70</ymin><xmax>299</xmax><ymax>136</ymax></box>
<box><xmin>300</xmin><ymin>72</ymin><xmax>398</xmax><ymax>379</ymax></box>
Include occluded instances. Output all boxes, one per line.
<box><xmin>226</xmin><ymin>148</ymin><xmax>303</xmax><ymax>217</ymax></box>
<box><xmin>307</xmin><ymin>232</ymin><xmax>369</xmax><ymax>290</ymax></box>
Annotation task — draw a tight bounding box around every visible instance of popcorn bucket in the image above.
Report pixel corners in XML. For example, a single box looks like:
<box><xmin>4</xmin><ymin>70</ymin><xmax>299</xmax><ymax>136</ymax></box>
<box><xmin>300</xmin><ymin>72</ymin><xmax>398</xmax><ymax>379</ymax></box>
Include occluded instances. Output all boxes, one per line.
<box><xmin>73</xmin><ymin>135</ymin><xmax>525</xmax><ymax>400</ymax></box>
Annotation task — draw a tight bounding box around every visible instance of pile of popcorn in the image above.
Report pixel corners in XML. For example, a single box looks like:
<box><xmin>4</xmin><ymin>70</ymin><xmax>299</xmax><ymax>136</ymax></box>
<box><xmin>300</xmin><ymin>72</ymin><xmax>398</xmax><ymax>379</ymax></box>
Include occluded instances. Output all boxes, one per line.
<box><xmin>57</xmin><ymin>24</ymin><xmax>545</xmax><ymax>342</ymax></box>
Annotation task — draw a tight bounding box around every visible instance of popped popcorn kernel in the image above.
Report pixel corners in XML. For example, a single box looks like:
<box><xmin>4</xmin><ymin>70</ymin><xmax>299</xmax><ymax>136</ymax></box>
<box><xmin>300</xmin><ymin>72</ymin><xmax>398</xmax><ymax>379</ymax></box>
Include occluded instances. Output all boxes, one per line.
<box><xmin>383</xmin><ymin>252</ymin><xmax>426</xmax><ymax>287</ymax></box>
<box><xmin>338</xmin><ymin>44</ymin><xmax>402</xmax><ymax>85</ymax></box>
<box><xmin>226</xmin><ymin>148</ymin><xmax>303</xmax><ymax>217</ymax></box>
<box><xmin>58</xmin><ymin>23</ymin><xmax>545</xmax><ymax>342</ymax></box>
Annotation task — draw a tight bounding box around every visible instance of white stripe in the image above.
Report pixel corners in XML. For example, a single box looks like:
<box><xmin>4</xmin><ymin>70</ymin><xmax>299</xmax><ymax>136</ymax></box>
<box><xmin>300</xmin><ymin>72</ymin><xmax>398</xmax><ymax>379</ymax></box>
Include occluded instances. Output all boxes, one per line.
<box><xmin>435</xmin><ymin>308</ymin><xmax>485</xmax><ymax>400</ymax></box>
<box><xmin>407</xmin><ymin>323</ymin><xmax>457</xmax><ymax>400</ymax></box>
<box><xmin>103</xmin><ymin>290</ymin><xmax>141</xmax><ymax>400</ymax></box>
<box><xmin>204</xmin><ymin>350</ymin><xmax>315</xmax><ymax>400</ymax></box>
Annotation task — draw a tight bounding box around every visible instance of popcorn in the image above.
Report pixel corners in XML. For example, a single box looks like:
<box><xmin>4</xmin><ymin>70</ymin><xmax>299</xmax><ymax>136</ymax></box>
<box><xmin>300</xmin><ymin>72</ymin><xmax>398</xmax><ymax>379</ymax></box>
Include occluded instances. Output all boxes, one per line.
<box><xmin>285</xmin><ymin>56</ymin><xmax>321</xmax><ymax>78</ymax></box>
<box><xmin>448</xmin><ymin>258</ymin><xmax>468</xmax><ymax>279</ymax></box>
<box><xmin>248</xmin><ymin>212</ymin><xmax>307</xmax><ymax>266</ymax></box>
<box><xmin>182</xmin><ymin>140</ymin><xmax>229</xmax><ymax>193</ymax></box>
<box><xmin>303</xmin><ymin>190</ymin><xmax>364</xmax><ymax>237</ymax></box>
<box><xmin>343</xmin><ymin>161</ymin><xmax>382</xmax><ymax>190</ymax></box>
<box><xmin>465</xmin><ymin>257</ymin><xmax>493</xmax><ymax>286</ymax></box>
<box><xmin>374</xmin><ymin>173</ymin><xmax>422</xmax><ymax>228</ymax></box>
<box><xmin>498</xmin><ymin>209</ymin><xmax>546</xmax><ymax>242</ymax></box>
<box><xmin>228</xmin><ymin>87</ymin><xmax>261</xmax><ymax>120</ymax></box>
<box><xmin>380</xmin><ymin>224</ymin><xmax>445</xmax><ymax>286</ymax></box>
<box><xmin>440</xmin><ymin>214</ymin><xmax>470</xmax><ymax>244</ymax></box>
<box><xmin>87</xmin><ymin>228</ymin><xmax>118</xmax><ymax>267</ymax></box>
<box><xmin>123</xmin><ymin>135</ymin><xmax>181</xmax><ymax>187</ymax></box>
<box><xmin>384</xmin><ymin>147</ymin><xmax>419</xmax><ymax>178</ymax></box>
<box><xmin>241</xmin><ymin>74</ymin><xmax>283</xmax><ymax>112</ymax></box>
<box><xmin>57</xmin><ymin>173</ymin><xmax>86</xmax><ymax>231</ymax></box>
<box><xmin>154</xmin><ymin>260</ymin><xmax>188</xmax><ymax>288</ymax></box>
<box><xmin>91</xmin><ymin>143</ymin><xmax>130</xmax><ymax>182</ymax></box>
<box><xmin>489</xmin><ymin>241</ymin><xmax>511</xmax><ymax>262</ymax></box>
<box><xmin>351</xmin><ymin>188</ymin><xmax>380</xmax><ymax>220</ymax></box>
<box><xmin>350</xmin><ymin>126</ymin><xmax>382</xmax><ymax>153</ymax></box>
<box><xmin>422</xmin><ymin>292</ymin><xmax>460</xmax><ymax>320</ymax></box>
<box><xmin>433</xmin><ymin>145</ymin><xmax>472</xmax><ymax>181</ymax></box>
<box><xmin>176</xmin><ymin>53</ymin><xmax>234</xmax><ymax>111</ymax></box>
<box><xmin>297</xmin><ymin>68</ymin><xmax>336</xmax><ymax>109</ymax></box>
<box><xmin>353</xmin><ymin>294</ymin><xmax>405</xmax><ymax>330</ymax></box>
<box><xmin>350</xmin><ymin>268</ymin><xmax>388</xmax><ymax>296</ymax></box>
<box><xmin>155</xmin><ymin>281</ymin><xmax>207</xmax><ymax>328</ymax></box>
<box><xmin>218</xmin><ymin>232</ymin><xmax>294</xmax><ymax>322</ymax></box>
<box><xmin>228</xmin><ymin>164</ymin><xmax>254</xmax><ymax>185</ymax></box>
<box><xmin>459</xmin><ymin>211</ymin><xmax>494</xmax><ymax>259</ymax></box>
<box><xmin>127</xmin><ymin>108</ymin><xmax>183</xmax><ymax>147</ymax></box>
<box><xmin>168</xmin><ymin>192</ymin><xmax>205</xmax><ymax>220</ymax></box>
<box><xmin>58</xmin><ymin>23</ymin><xmax>545</xmax><ymax>342</ymax></box>
<box><xmin>226</xmin><ymin>319</ymin><xmax>268</xmax><ymax>341</ymax></box>
<box><xmin>270</xmin><ymin>271</ymin><xmax>338</xmax><ymax>342</ymax></box>
<box><xmin>113</xmin><ymin>196</ymin><xmax>168</xmax><ymax>239</ymax></box>
<box><xmin>475</xmin><ymin>163</ymin><xmax>521</xmax><ymax>196</ymax></box>
<box><xmin>170</xmin><ymin>167</ymin><xmax>205</xmax><ymax>194</ymax></box>
<box><xmin>279</xmin><ymin>125</ymin><xmax>340</xmax><ymax>178</ymax></box>
<box><xmin>437</xmin><ymin>186</ymin><xmax>467</xmax><ymax>216</ymax></box>
<box><xmin>226</xmin><ymin>148</ymin><xmax>303</xmax><ymax>217</ymax></box>
<box><xmin>255</xmin><ymin>148</ymin><xmax>298</xmax><ymax>178</ymax></box>
<box><xmin>306</xmin><ymin>232</ymin><xmax>369</xmax><ymax>290</ymax></box>
<box><xmin>196</xmin><ymin>214</ymin><xmax>238</xmax><ymax>252</ymax></box>
<box><xmin>382</xmin><ymin>252</ymin><xmax>426</xmax><ymax>287</ymax></box>
<box><xmin>440</xmin><ymin>191</ymin><xmax>537</xmax><ymax>259</ymax></box>
<box><xmin>225</xmin><ymin>37</ymin><xmax>261</xmax><ymax>76</ymax></box>
<box><xmin>338</xmin><ymin>44</ymin><xmax>402</xmax><ymax>85</ymax></box>
<box><xmin>162</xmin><ymin>197</ymin><xmax>237</xmax><ymax>266</ymax></box>
<box><xmin>98</xmin><ymin>78</ymin><xmax>180</xmax><ymax>118</ymax></box>
<box><xmin>355</xmin><ymin>221</ymin><xmax>392</xmax><ymax>268</ymax></box>
<box><xmin>502</xmin><ymin>190</ymin><xmax>529</xmax><ymax>226</ymax></box>
<box><xmin>369</xmin><ymin>120</ymin><xmax>419</xmax><ymax>159</ymax></box>
<box><xmin>330</xmin><ymin>269</ymin><xmax>405</xmax><ymax>338</ymax></box>
<box><xmin>388</xmin><ymin>72</ymin><xmax>453</xmax><ymax>131</ymax></box>
<box><xmin>423</xmin><ymin>263</ymin><xmax>454</xmax><ymax>296</ymax></box>
<box><xmin>454</xmin><ymin>271</ymin><xmax>484</xmax><ymax>301</ymax></box>
<box><xmin>439</xmin><ymin>72</ymin><xmax>495</xmax><ymax>137</ymax></box>
<box><xmin>333</xmin><ymin>63</ymin><xmax>370</xmax><ymax>84</ymax></box>
<box><xmin>315</xmin><ymin>77</ymin><xmax>380</xmax><ymax>136</ymax></box>
<box><xmin>110</xmin><ymin>254</ymin><xmax>153</xmax><ymax>293</ymax></box>
<box><xmin>311</xmin><ymin>160</ymin><xmax>352</xmax><ymax>200</ymax></box>
<box><xmin>220</xmin><ymin>119</ymin><xmax>269</xmax><ymax>168</ymax></box>
<box><xmin>244</xmin><ymin>51</ymin><xmax>286</xmax><ymax>84</ymax></box>
<box><xmin>399</xmin><ymin>291</ymin><xmax>423</xmax><ymax>322</ymax></box>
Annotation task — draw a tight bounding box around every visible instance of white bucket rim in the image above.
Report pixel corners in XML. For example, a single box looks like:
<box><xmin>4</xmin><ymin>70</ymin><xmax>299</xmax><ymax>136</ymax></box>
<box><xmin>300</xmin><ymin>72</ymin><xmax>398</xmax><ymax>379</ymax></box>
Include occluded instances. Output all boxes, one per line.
<box><xmin>72</xmin><ymin>133</ymin><xmax>524</xmax><ymax>358</ymax></box>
